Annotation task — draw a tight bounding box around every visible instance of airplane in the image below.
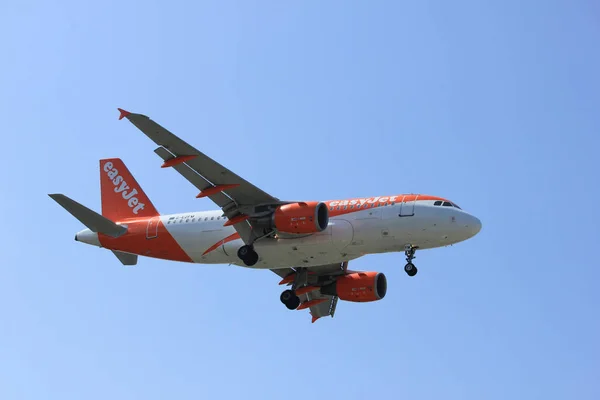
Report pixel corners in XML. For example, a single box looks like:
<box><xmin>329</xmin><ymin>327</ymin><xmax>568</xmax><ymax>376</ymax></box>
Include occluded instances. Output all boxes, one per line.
<box><xmin>49</xmin><ymin>108</ymin><xmax>482</xmax><ymax>323</ymax></box>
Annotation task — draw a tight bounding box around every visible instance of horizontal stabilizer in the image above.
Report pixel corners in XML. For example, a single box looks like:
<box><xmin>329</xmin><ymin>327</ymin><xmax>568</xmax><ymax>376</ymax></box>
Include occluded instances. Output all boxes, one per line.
<box><xmin>48</xmin><ymin>194</ymin><xmax>127</xmax><ymax>238</ymax></box>
<box><xmin>112</xmin><ymin>250</ymin><xmax>138</xmax><ymax>265</ymax></box>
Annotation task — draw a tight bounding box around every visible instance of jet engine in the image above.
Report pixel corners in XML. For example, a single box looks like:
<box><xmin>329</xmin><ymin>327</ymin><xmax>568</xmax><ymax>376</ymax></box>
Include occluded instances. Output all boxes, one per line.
<box><xmin>321</xmin><ymin>271</ymin><xmax>387</xmax><ymax>302</ymax></box>
<box><xmin>272</xmin><ymin>201</ymin><xmax>329</xmax><ymax>234</ymax></box>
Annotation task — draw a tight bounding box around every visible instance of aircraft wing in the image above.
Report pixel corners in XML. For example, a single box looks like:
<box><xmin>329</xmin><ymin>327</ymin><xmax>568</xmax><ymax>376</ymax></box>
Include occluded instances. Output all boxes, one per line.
<box><xmin>271</xmin><ymin>262</ymin><xmax>348</xmax><ymax>323</ymax></box>
<box><xmin>117</xmin><ymin>108</ymin><xmax>282</xmax><ymax>243</ymax></box>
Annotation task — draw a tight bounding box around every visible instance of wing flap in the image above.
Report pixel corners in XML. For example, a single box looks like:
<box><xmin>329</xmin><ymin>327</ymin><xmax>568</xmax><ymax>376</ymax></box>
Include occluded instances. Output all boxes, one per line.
<box><xmin>311</xmin><ymin>296</ymin><xmax>338</xmax><ymax>322</ymax></box>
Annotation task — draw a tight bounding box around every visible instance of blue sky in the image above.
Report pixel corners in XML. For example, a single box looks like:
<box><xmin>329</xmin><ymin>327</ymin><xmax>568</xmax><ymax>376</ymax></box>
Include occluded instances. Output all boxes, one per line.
<box><xmin>1</xmin><ymin>1</ymin><xmax>599</xmax><ymax>398</ymax></box>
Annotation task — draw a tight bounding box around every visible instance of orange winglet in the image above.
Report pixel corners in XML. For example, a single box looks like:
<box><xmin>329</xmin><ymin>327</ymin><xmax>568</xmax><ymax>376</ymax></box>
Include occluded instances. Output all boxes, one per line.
<box><xmin>297</xmin><ymin>298</ymin><xmax>328</xmax><ymax>310</ymax></box>
<box><xmin>196</xmin><ymin>184</ymin><xmax>240</xmax><ymax>198</ymax></box>
<box><xmin>311</xmin><ymin>315</ymin><xmax>321</xmax><ymax>323</ymax></box>
<box><xmin>223</xmin><ymin>214</ymin><xmax>249</xmax><ymax>226</ymax></box>
<box><xmin>117</xmin><ymin>108</ymin><xmax>131</xmax><ymax>120</ymax></box>
<box><xmin>295</xmin><ymin>286</ymin><xmax>319</xmax><ymax>296</ymax></box>
<box><xmin>161</xmin><ymin>155</ymin><xmax>197</xmax><ymax>168</ymax></box>
<box><xmin>278</xmin><ymin>273</ymin><xmax>295</xmax><ymax>285</ymax></box>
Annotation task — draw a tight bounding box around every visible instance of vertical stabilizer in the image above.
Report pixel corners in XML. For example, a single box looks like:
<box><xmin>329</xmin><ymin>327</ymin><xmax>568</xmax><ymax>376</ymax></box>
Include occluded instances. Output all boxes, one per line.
<box><xmin>100</xmin><ymin>158</ymin><xmax>159</xmax><ymax>221</ymax></box>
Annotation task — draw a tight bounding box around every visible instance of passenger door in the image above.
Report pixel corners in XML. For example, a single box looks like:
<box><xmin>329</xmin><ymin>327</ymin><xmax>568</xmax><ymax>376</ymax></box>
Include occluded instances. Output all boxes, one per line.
<box><xmin>399</xmin><ymin>195</ymin><xmax>418</xmax><ymax>217</ymax></box>
<box><xmin>146</xmin><ymin>216</ymin><xmax>160</xmax><ymax>239</ymax></box>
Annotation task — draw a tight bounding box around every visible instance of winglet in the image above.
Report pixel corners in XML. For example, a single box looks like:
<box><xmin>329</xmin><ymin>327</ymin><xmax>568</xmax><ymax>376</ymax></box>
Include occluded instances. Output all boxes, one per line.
<box><xmin>117</xmin><ymin>108</ymin><xmax>131</xmax><ymax>120</ymax></box>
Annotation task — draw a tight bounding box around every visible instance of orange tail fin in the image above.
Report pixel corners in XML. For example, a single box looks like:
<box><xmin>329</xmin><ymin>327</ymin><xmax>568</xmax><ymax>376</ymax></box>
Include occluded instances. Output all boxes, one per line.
<box><xmin>100</xmin><ymin>158</ymin><xmax>159</xmax><ymax>221</ymax></box>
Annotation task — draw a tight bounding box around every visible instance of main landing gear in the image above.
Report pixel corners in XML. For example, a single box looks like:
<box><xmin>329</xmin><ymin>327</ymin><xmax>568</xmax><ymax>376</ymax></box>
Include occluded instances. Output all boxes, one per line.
<box><xmin>280</xmin><ymin>289</ymin><xmax>300</xmax><ymax>310</ymax></box>
<box><xmin>279</xmin><ymin>268</ymin><xmax>306</xmax><ymax>310</ymax></box>
<box><xmin>404</xmin><ymin>244</ymin><xmax>418</xmax><ymax>277</ymax></box>
<box><xmin>237</xmin><ymin>245</ymin><xmax>259</xmax><ymax>266</ymax></box>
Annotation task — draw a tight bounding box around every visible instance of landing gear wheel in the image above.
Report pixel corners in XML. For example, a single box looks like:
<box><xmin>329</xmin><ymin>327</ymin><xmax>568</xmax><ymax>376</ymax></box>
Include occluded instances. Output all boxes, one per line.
<box><xmin>237</xmin><ymin>245</ymin><xmax>251</xmax><ymax>259</ymax></box>
<box><xmin>237</xmin><ymin>245</ymin><xmax>259</xmax><ymax>266</ymax></box>
<box><xmin>243</xmin><ymin>251</ymin><xmax>259</xmax><ymax>266</ymax></box>
<box><xmin>404</xmin><ymin>262</ymin><xmax>418</xmax><ymax>276</ymax></box>
<box><xmin>280</xmin><ymin>289</ymin><xmax>300</xmax><ymax>310</ymax></box>
<box><xmin>404</xmin><ymin>245</ymin><xmax>418</xmax><ymax>277</ymax></box>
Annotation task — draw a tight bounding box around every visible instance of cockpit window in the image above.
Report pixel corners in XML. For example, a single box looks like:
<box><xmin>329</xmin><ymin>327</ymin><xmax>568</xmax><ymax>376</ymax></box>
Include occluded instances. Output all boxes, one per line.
<box><xmin>434</xmin><ymin>200</ymin><xmax>462</xmax><ymax>209</ymax></box>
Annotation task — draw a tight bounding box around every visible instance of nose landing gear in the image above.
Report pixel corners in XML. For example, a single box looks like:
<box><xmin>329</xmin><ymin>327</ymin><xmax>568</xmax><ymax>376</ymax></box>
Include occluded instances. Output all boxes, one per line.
<box><xmin>404</xmin><ymin>244</ymin><xmax>418</xmax><ymax>276</ymax></box>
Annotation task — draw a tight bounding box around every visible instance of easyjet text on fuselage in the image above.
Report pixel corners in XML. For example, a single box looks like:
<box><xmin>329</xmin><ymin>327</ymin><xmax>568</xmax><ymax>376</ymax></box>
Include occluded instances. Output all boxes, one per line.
<box><xmin>328</xmin><ymin>196</ymin><xmax>398</xmax><ymax>207</ymax></box>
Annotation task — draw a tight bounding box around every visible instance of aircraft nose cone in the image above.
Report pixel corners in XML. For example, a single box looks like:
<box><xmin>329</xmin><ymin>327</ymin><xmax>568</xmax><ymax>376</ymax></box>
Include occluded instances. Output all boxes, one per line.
<box><xmin>467</xmin><ymin>214</ymin><xmax>482</xmax><ymax>237</ymax></box>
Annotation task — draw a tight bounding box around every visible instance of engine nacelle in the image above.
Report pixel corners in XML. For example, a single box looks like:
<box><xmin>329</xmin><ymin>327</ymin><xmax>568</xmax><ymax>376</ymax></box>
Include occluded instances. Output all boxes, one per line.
<box><xmin>321</xmin><ymin>271</ymin><xmax>387</xmax><ymax>302</ymax></box>
<box><xmin>272</xmin><ymin>201</ymin><xmax>329</xmax><ymax>234</ymax></box>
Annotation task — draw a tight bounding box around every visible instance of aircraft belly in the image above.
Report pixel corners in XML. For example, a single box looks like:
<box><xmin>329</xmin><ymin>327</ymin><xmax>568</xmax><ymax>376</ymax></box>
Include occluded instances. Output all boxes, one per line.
<box><xmin>330</xmin><ymin>218</ymin><xmax>354</xmax><ymax>250</ymax></box>
<box><xmin>250</xmin><ymin>228</ymin><xmax>349</xmax><ymax>269</ymax></box>
<box><xmin>348</xmin><ymin>217</ymin><xmax>383</xmax><ymax>250</ymax></box>
<box><xmin>162</xmin><ymin>216</ymin><xmax>368</xmax><ymax>268</ymax></box>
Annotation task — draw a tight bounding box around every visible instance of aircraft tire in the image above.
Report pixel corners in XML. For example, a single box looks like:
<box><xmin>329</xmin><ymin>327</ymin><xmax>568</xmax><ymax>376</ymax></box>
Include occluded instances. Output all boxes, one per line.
<box><xmin>238</xmin><ymin>245</ymin><xmax>259</xmax><ymax>266</ymax></box>
<box><xmin>237</xmin><ymin>245</ymin><xmax>252</xmax><ymax>259</ymax></box>
<box><xmin>242</xmin><ymin>250</ymin><xmax>259</xmax><ymax>266</ymax></box>
<box><xmin>280</xmin><ymin>290</ymin><xmax>300</xmax><ymax>310</ymax></box>
<box><xmin>404</xmin><ymin>262</ymin><xmax>418</xmax><ymax>277</ymax></box>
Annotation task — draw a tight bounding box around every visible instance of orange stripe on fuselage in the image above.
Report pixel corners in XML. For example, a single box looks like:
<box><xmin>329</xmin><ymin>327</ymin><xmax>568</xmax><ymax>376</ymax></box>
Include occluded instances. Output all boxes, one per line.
<box><xmin>202</xmin><ymin>232</ymin><xmax>241</xmax><ymax>256</ymax></box>
<box><xmin>98</xmin><ymin>217</ymin><xmax>192</xmax><ymax>262</ymax></box>
<box><xmin>325</xmin><ymin>194</ymin><xmax>448</xmax><ymax>218</ymax></box>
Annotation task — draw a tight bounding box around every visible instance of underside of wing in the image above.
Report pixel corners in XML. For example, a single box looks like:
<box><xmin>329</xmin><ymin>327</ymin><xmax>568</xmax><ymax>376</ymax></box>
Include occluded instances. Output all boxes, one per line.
<box><xmin>272</xmin><ymin>261</ymin><xmax>389</xmax><ymax>323</ymax></box>
<box><xmin>271</xmin><ymin>262</ymin><xmax>348</xmax><ymax>323</ymax></box>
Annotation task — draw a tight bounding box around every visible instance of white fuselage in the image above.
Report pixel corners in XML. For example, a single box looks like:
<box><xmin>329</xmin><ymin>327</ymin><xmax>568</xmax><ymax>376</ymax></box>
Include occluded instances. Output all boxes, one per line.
<box><xmin>84</xmin><ymin>198</ymin><xmax>481</xmax><ymax>270</ymax></box>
